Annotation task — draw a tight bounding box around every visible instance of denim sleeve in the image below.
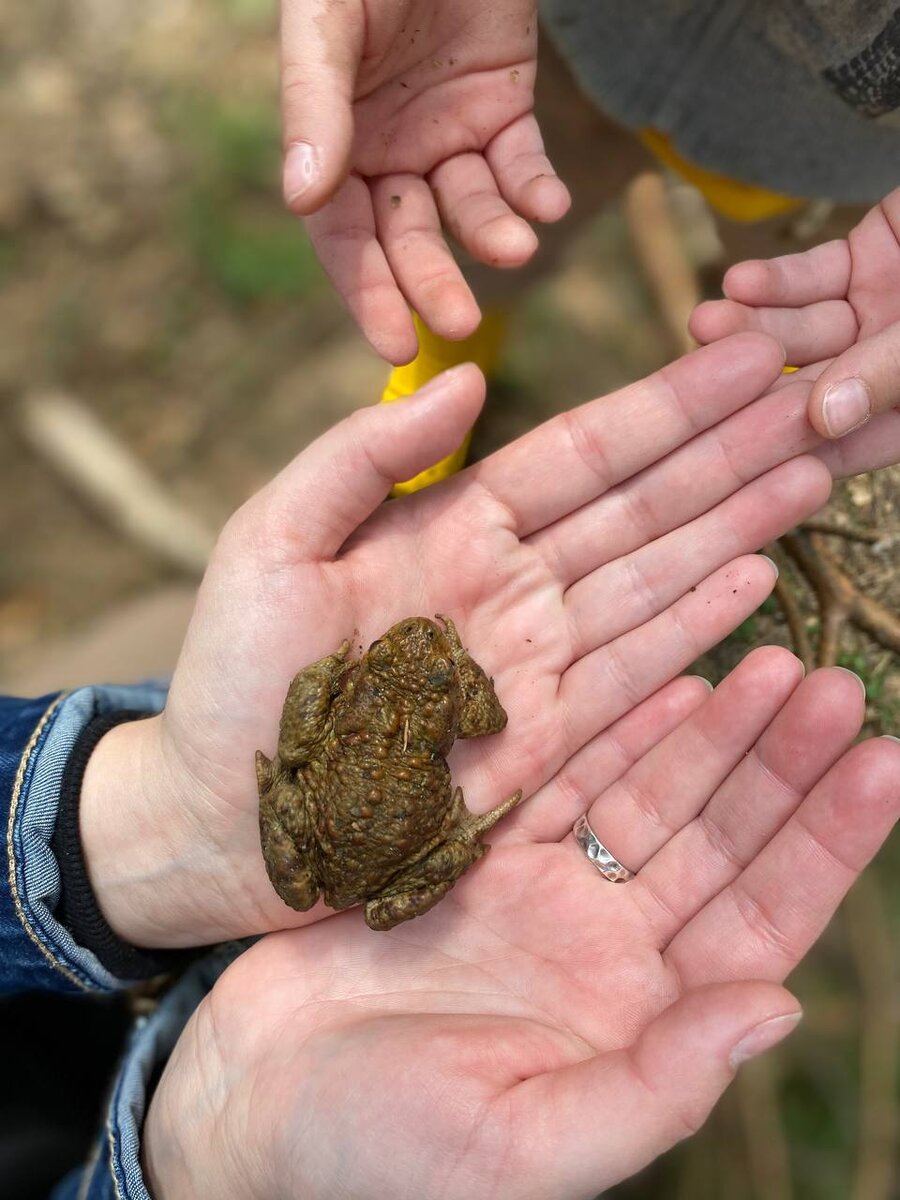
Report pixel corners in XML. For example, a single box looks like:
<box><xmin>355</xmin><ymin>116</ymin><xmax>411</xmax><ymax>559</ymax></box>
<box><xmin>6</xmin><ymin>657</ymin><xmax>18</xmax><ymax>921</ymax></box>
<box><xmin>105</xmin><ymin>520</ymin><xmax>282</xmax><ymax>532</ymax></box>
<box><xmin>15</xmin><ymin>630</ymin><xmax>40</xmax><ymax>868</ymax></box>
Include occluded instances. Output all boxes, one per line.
<box><xmin>0</xmin><ymin>684</ymin><xmax>167</xmax><ymax>995</ymax></box>
<box><xmin>51</xmin><ymin>943</ymin><xmax>245</xmax><ymax>1200</ymax></box>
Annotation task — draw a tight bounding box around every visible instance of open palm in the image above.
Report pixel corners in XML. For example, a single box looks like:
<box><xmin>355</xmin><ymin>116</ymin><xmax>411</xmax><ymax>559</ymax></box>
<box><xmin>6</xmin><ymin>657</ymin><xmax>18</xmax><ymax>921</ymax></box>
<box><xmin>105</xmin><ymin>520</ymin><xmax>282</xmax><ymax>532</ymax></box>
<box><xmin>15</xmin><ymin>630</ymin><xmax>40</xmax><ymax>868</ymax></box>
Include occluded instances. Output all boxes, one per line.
<box><xmin>280</xmin><ymin>0</ymin><xmax>569</xmax><ymax>362</ymax></box>
<box><xmin>144</xmin><ymin>653</ymin><xmax>900</xmax><ymax>1199</ymax></box>
<box><xmin>119</xmin><ymin>334</ymin><xmax>859</xmax><ymax>951</ymax></box>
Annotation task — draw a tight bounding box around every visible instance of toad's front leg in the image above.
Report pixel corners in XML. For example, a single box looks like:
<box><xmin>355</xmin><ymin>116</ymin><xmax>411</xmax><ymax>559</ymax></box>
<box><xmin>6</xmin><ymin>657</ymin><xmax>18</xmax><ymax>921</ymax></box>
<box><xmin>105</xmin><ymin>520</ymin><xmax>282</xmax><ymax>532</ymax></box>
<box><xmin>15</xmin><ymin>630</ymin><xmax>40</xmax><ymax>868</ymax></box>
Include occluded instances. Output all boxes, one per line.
<box><xmin>277</xmin><ymin>639</ymin><xmax>352</xmax><ymax>767</ymax></box>
<box><xmin>435</xmin><ymin>615</ymin><xmax>507</xmax><ymax>737</ymax></box>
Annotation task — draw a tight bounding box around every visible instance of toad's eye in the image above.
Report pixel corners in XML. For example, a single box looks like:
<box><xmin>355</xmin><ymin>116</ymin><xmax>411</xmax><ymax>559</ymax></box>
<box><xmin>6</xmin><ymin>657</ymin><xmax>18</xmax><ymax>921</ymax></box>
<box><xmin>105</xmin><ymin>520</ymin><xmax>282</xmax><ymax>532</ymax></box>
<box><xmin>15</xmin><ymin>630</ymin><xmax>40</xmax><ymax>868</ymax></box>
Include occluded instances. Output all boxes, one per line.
<box><xmin>428</xmin><ymin>657</ymin><xmax>452</xmax><ymax>687</ymax></box>
<box><xmin>427</xmin><ymin>629</ymin><xmax>434</xmax><ymax>639</ymax></box>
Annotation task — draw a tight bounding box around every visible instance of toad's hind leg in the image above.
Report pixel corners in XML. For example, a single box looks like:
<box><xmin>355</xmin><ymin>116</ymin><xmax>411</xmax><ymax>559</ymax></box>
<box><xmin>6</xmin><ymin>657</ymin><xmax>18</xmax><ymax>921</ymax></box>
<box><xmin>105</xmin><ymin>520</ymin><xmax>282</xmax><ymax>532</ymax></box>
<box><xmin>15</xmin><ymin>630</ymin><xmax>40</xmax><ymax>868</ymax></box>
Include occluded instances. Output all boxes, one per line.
<box><xmin>363</xmin><ymin>788</ymin><xmax>524</xmax><ymax>931</ymax></box>
<box><xmin>365</xmin><ymin>878</ymin><xmax>457</xmax><ymax>931</ymax></box>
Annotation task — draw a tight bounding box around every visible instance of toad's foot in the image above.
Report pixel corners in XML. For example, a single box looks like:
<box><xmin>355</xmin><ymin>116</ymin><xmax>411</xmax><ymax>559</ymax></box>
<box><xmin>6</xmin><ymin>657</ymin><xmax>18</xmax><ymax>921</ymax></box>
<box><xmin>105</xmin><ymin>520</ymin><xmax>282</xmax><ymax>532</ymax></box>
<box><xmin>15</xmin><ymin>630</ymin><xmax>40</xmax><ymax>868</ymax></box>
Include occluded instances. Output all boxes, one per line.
<box><xmin>460</xmin><ymin>788</ymin><xmax>524</xmax><ymax>840</ymax></box>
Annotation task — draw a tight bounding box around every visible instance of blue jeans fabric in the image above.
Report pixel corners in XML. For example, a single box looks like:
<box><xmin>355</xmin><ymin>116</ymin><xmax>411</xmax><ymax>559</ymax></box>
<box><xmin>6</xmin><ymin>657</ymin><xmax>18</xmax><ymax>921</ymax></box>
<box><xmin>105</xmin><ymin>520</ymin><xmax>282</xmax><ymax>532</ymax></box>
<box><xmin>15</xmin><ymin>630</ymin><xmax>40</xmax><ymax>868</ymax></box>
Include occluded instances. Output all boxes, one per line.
<box><xmin>51</xmin><ymin>944</ymin><xmax>244</xmax><ymax>1200</ymax></box>
<box><xmin>1</xmin><ymin>684</ymin><xmax>229</xmax><ymax>1198</ymax></box>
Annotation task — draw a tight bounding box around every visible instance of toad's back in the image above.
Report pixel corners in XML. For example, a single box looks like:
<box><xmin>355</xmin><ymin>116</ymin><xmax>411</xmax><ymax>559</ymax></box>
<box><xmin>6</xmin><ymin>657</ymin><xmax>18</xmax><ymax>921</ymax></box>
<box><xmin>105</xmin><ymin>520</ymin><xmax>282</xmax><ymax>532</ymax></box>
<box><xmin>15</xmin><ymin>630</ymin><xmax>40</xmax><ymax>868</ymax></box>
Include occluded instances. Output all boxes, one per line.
<box><xmin>307</xmin><ymin>657</ymin><xmax>461</xmax><ymax>908</ymax></box>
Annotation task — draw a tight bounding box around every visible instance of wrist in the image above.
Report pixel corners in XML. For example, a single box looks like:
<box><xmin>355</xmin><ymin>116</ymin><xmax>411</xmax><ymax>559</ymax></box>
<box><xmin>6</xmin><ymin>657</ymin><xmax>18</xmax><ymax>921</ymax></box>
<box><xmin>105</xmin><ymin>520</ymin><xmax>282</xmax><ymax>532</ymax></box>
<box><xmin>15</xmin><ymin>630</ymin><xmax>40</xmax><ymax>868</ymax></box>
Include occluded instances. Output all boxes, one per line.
<box><xmin>142</xmin><ymin>1001</ymin><xmax>263</xmax><ymax>1200</ymax></box>
<box><xmin>79</xmin><ymin>716</ymin><xmax>221</xmax><ymax>949</ymax></box>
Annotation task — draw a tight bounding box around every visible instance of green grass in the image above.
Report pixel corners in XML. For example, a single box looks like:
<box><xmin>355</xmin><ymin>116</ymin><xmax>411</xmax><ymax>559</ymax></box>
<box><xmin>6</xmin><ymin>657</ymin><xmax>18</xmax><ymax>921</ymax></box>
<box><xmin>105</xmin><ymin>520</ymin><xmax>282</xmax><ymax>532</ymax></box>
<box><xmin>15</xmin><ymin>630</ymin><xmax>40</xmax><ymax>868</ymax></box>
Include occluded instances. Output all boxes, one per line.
<box><xmin>161</xmin><ymin>90</ymin><xmax>323</xmax><ymax>304</ymax></box>
<box><xmin>184</xmin><ymin>195</ymin><xmax>321</xmax><ymax>304</ymax></box>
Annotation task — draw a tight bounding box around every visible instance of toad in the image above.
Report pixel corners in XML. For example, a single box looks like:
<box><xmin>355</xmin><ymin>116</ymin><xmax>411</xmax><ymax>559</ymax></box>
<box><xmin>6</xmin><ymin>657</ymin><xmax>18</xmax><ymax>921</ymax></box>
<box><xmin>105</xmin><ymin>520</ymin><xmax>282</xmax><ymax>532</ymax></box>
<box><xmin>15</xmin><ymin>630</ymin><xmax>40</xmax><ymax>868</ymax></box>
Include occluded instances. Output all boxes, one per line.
<box><xmin>257</xmin><ymin>615</ymin><xmax>521</xmax><ymax>930</ymax></box>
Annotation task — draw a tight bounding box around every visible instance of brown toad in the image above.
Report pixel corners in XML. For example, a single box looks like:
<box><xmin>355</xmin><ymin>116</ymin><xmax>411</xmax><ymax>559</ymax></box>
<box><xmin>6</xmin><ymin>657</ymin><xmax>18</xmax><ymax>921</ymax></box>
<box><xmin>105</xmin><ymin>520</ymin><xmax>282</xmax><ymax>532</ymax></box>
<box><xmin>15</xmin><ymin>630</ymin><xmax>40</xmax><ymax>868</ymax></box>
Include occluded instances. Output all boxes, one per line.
<box><xmin>257</xmin><ymin>615</ymin><xmax>521</xmax><ymax>931</ymax></box>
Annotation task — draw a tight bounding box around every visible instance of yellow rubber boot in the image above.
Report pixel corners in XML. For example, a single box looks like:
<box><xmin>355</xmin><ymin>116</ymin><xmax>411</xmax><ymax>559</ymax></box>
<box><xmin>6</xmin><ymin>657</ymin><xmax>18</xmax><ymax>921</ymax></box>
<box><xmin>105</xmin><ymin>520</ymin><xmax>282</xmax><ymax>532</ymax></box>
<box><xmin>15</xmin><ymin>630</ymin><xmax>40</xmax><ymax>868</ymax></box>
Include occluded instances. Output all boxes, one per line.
<box><xmin>381</xmin><ymin>310</ymin><xmax>509</xmax><ymax>496</ymax></box>
<box><xmin>639</xmin><ymin>130</ymin><xmax>802</xmax><ymax>223</ymax></box>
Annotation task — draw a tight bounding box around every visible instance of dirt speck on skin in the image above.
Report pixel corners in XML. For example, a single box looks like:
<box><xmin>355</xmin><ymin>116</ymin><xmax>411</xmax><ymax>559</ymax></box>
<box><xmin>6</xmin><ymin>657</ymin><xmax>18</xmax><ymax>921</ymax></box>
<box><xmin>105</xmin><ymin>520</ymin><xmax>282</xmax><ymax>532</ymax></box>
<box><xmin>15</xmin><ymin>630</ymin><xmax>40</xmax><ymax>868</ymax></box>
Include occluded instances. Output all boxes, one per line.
<box><xmin>510</xmin><ymin>68</ymin><xmax>520</xmax><ymax>83</ymax></box>
<box><xmin>390</xmin><ymin>195</ymin><xmax>401</xmax><ymax>209</ymax></box>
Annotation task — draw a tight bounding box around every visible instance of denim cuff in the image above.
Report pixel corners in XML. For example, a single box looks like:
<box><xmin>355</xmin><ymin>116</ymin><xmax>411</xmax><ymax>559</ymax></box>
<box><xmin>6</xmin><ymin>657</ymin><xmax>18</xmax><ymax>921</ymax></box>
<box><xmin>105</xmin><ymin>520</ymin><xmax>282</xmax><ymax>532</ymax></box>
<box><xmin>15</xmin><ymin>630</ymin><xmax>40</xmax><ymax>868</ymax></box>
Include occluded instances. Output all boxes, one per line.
<box><xmin>53</xmin><ymin>942</ymin><xmax>247</xmax><ymax>1200</ymax></box>
<box><xmin>1</xmin><ymin>683</ymin><xmax>168</xmax><ymax>995</ymax></box>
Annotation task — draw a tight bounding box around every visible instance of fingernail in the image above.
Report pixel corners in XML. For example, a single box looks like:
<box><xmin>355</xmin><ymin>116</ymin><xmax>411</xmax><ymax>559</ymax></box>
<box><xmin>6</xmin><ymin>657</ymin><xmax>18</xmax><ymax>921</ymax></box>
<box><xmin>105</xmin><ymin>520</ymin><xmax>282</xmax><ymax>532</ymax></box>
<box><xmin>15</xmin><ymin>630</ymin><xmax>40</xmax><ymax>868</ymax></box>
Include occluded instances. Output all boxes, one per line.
<box><xmin>759</xmin><ymin>554</ymin><xmax>779</xmax><ymax>579</ymax></box>
<box><xmin>822</xmin><ymin>378</ymin><xmax>871</xmax><ymax>437</ymax></box>
<box><xmin>693</xmin><ymin>676</ymin><xmax>715</xmax><ymax>692</ymax></box>
<box><xmin>881</xmin><ymin>735</ymin><xmax>900</xmax><ymax>744</ymax></box>
<box><xmin>730</xmin><ymin>1012</ymin><xmax>802</xmax><ymax>1068</ymax></box>
<box><xmin>284</xmin><ymin>141</ymin><xmax>320</xmax><ymax>204</ymax></box>
<box><xmin>833</xmin><ymin>666</ymin><xmax>867</xmax><ymax>700</ymax></box>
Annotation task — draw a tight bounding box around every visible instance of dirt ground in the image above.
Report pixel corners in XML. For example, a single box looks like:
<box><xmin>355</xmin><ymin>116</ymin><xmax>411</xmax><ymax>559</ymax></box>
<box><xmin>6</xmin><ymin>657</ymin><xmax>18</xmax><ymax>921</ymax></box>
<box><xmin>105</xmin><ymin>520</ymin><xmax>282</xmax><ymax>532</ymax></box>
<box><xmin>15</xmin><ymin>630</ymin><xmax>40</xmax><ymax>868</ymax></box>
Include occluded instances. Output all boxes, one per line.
<box><xmin>1</xmin><ymin>2</ymin><xmax>899</xmax><ymax>1197</ymax></box>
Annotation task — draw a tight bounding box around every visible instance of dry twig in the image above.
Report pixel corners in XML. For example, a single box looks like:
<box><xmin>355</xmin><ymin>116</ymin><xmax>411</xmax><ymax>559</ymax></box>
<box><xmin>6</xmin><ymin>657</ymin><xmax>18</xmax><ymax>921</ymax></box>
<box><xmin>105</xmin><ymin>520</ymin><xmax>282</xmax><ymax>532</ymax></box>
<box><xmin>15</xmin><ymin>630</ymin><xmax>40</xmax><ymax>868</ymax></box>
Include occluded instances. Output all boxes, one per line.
<box><xmin>780</xmin><ymin>530</ymin><xmax>900</xmax><ymax>667</ymax></box>
<box><xmin>20</xmin><ymin>391</ymin><xmax>216</xmax><ymax>576</ymax></box>
<box><xmin>846</xmin><ymin>875</ymin><xmax>900</xmax><ymax>1200</ymax></box>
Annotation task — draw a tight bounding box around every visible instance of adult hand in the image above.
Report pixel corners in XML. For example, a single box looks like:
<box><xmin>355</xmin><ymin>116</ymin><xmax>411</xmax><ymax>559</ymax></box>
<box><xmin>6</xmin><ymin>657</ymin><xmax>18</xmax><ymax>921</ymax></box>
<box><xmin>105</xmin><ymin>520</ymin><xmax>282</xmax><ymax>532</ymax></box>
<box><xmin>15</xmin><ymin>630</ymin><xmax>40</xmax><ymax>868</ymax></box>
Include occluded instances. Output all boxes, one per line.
<box><xmin>691</xmin><ymin>187</ymin><xmax>900</xmax><ymax>439</ymax></box>
<box><xmin>142</xmin><ymin>653</ymin><xmax>900</xmax><ymax>1199</ymax></box>
<box><xmin>80</xmin><ymin>334</ymin><xmax>839</xmax><ymax>951</ymax></box>
<box><xmin>279</xmin><ymin>0</ymin><xmax>570</xmax><ymax>363</ymax></box>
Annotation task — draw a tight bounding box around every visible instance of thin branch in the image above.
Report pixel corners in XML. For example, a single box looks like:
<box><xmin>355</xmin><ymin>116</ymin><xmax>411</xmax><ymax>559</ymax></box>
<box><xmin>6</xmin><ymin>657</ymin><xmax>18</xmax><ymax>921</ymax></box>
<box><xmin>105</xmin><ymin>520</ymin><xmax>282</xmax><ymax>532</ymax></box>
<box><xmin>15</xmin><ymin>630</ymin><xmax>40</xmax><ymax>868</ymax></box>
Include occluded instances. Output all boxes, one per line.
<box><xmin>765</xmin><ymin>543</ymin><xmax>815</xmax><ymax>672</ymax></box>
<box><xmin>800</xmin><ymin>518</ymin><xmax>890</xmax><ymax>546</ymax></box>
<box><xmin>846</xmin><ymin>875</ymin><xmax>900</xmax><ymax>1200</ymax></box>
<box><xmin>736</xmin><ymin>1056</ymin><xmax>795</xmax><ymax>1200</ymax></box>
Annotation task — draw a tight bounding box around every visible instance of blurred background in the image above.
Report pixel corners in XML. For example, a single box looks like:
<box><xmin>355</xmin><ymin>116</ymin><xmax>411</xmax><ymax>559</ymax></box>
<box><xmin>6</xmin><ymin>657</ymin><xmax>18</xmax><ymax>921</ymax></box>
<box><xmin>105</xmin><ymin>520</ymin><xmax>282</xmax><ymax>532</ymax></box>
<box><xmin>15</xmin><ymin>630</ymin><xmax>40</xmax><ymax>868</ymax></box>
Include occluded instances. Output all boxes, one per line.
<box><xmin>0</xmin><ymin>1</ymin><xmax>897</xmax><ymax>1197</ymax></box>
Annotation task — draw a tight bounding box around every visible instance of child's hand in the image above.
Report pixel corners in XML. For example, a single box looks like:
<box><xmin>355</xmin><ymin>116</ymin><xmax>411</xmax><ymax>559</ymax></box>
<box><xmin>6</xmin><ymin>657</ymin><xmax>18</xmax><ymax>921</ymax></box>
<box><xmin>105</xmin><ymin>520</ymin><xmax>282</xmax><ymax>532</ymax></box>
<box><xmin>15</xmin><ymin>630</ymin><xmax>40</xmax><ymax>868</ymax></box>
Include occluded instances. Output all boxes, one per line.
<box><xmin>279</xmin><ymin>0</ymin><xmax>570</xmax><ymax>364</ymax></box>
<box><xmin>691</xmin><ymin>188</ymin><xmax>900</xmax><ymax>439</ymax></box>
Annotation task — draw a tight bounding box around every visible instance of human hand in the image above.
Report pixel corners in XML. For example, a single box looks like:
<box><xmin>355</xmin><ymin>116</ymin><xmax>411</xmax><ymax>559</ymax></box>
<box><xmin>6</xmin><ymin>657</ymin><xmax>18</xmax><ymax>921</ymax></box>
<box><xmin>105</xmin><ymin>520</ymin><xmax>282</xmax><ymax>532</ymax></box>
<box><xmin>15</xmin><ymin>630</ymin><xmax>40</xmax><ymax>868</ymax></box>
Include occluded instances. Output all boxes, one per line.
<box><xmin>691</xmin><ymin>188</ymin><xmax>900</xmax><ymax>439</ymax></box>
<box><xmin>142</xmin><ymin>653</ymin><xmax>900</xmax><ymax>1200</ymax></box>
<box><xmin>80</xmin><ymin>334</ymin><xmax>843</xmax><ymax>952</ymax></box>
<box><xmin>279</xmin><ymin>0</ymin><xmax>570</xmax><ymax>363</ymax></box>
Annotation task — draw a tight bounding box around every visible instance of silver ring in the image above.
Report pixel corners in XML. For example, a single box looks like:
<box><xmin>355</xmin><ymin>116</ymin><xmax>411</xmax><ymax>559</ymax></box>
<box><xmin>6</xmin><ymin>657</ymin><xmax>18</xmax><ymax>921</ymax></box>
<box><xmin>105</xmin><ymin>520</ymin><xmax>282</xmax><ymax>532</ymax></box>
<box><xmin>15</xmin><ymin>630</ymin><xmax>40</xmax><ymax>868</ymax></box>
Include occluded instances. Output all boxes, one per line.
<box><xmin>572</xmin><ymin>815</ymin><xmax>635</xmax><ymax>883</ymax></box>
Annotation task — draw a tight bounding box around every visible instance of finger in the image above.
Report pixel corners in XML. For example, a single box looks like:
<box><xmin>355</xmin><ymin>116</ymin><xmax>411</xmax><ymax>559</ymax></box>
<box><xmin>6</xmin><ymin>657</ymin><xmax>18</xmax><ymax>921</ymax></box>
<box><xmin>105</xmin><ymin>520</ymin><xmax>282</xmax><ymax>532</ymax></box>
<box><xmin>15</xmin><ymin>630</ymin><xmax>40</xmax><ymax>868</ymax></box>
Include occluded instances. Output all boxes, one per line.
<box><xmin>430</xmin><ymin>152</ymin><xmax>539</xmax><ymax>266</ymax></box>
<box><xmin>721</xmin><ymin>240</ymin><xmax>852</xmax><ymax>307</ymax></box>
<box><xmin>280</xmin><ymin>0</ymin><xmax>363</xmax><ymax>214</ymax></box>
<box><xmin>815</xmin><ymin>407</ymin><xmax>900</xmax><ymax>476</ymax></box>
<box><xmin>485</xmin><ymin>112</ymin><xmax>571</xmax><ymax>224</ymax></box>
<box><xmin>564</xmin><ymin>457</ymin><xmax>830</xmax><ymax>655</ymax></box>
<box><xmin>513</xmin><ymin>982</ymin><xmax>801</xmax><ymax>1196</ymax></box>
<box><xmin>689</xmin><ymin>298</ymin><xmax>858</xmax><ymax>365</ymax></box>
<box><xmin>370</xmin><ymin>175</ymin><xmax>482</xmax><ymax>341</ymax></box>
<box><xmin>530</xmin><ymin>379</ymin><xmax>818</xmax><ymax>584</ymax></box>
<box><xmin>509</xmin><ymin>675</ymin><xmax>714</xmax><ymax>845</ymax></box>
<box><xmin>574</xmin><ymin>647</ymin><xmax>804</xmax><ymax>870</ymax></box>
<box><xmin>532</xmin><ymin>380</ymin><xmax>819</xmax><ymax>584</ymax></box>
<box><xmin>305</xmin><ymin>175</ymin><xmax>418</xmax><ymax>364</ymax></box>
<box><xmin>228</xmin><ymin>364</ymin><xmax>486</xmax><ymax>562</ymax></box>
<box><xmin>560</xmin><ymin>555</ymin><xmax>778</xmax><ymax>749</ymax></box>
<box><xmin>809</xmin><ymin>319</ymin><xmax>900</xmax><ymax>438</ymax></box>
<box><xmin>475</xmin><ymin>333</ymin><xmax>786</xmax><ymax>538</ymax></box>
<box><xmin>666</xmin><ymin>736</ymin><xmax>900</xmax><ymax>987</ymax></box>
<box><xmin>633</xmin><ymin>666</ymin><xmax>865</xmax><ymax>948</ymax></box>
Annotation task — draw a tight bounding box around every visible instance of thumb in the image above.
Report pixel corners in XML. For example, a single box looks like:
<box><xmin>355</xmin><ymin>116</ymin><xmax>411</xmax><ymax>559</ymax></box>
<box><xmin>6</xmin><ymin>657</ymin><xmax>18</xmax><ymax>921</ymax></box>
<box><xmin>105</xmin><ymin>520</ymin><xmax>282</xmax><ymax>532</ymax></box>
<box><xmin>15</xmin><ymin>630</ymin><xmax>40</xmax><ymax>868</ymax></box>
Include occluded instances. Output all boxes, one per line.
<box><xmin>517</xmin><ymin>982</ymin><xmax>801</xmax><ymax>1195</ymax></box>
<box><xmin>280</xmin><ymin>0</ymin><xmax>364</xmax><ymax>216</ymax></box>
<box><xmin>232</xmin><ymin>363</ymin><xmax>486</xmax><ymax>563</ymax></box>
<box><xmin>810</xmin><ymin>319</ymin><xmax>900</xmax><ymax>438</ymax></box>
